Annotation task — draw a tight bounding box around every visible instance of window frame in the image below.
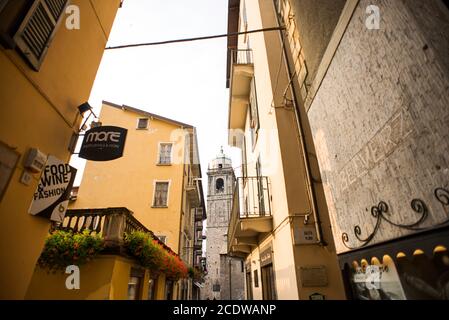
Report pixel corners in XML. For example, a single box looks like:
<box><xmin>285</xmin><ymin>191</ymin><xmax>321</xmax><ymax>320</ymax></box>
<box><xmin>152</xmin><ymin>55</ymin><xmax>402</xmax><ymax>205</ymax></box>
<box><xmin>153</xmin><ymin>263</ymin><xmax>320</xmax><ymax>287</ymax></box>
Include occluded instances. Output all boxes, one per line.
<box><xmin>136</xmin><ymin>117</ymin><xmax>149</xmax><ymax>130</ymax></box>
<box><xmin>249</xmin><ymin>77</ymin><xmax>260</xmax><ymax>149</ymax></box>
<box><xmin>157</xmin><ymin>142</ymin><xmax>173</xmax><ymax>165</ymax></box>
<box><xmin>151</xmin><ymin>180</ymin><xmax>170</xmax><ymax>208</ymax></box>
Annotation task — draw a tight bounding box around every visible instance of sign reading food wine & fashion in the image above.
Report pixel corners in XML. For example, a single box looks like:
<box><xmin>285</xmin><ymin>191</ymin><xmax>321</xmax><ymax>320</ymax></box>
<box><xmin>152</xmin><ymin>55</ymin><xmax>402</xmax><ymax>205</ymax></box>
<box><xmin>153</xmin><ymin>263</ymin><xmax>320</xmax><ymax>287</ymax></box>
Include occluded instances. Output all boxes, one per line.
<box><xmin>28</xmin><ymin>155</ymin><xmax>76</xmax><ymax>222</ymax></box>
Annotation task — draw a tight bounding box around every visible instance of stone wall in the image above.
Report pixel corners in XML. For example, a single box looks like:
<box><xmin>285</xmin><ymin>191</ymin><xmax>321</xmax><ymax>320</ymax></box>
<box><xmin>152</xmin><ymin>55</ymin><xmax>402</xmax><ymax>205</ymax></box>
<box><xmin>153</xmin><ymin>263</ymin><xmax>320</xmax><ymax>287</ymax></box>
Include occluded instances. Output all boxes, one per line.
<box><xmin>308</xmin><ymin>0</ymin><xmax>449</xmax><ymax>253</ymax></box>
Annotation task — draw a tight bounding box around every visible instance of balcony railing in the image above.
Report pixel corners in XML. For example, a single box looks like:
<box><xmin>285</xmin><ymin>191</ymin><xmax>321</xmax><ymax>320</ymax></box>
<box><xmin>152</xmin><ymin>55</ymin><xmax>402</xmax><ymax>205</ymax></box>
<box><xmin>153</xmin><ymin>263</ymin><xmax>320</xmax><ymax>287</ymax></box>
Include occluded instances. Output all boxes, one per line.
<box><xmin>231</xmin><ymin>49</ymin><xmax>253</xmax><ymax>66</ymax></box>
<box><xmin>194</xmin><ymin>209</ymin><xmax>204</xmax><ymax>222</ymax></box>
<box><xmin>186</xmin><ymin>180</ymin><xmax>201</xmax><ymax>208</ymax></box>
<box><xmin>228</xmin><ymin>176</ymin><xmax>272</xmax><ymax>254</ymax></box>
<box><xmin>54</xmin><ymin>207</ymin><xmax>149</xmax><ymax>248</ymax></box>
<box><xmin>237</xmin><ymin>176</ymin><xmax>271</xmax><ymax>218</ymax></box>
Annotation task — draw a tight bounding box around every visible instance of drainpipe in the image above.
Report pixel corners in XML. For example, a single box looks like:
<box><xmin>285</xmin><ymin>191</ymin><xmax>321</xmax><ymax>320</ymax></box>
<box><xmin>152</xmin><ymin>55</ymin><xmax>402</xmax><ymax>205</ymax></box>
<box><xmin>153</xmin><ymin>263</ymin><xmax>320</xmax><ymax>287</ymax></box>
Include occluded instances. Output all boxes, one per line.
<box><xmin>271</xmin><ymin>0</ymin><xmax>326</xmax><ymax>246</ymax></box>
<box><xmin>229</xmin><ymin>257</ymin><xmax>232</xmax><ymax>300</ymax></box>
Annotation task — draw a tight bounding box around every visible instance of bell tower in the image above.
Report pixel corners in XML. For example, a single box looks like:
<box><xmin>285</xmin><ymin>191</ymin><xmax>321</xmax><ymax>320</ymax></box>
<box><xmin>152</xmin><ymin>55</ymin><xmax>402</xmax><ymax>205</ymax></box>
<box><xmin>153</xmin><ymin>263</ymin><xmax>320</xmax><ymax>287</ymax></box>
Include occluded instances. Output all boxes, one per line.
<box><xmin>202</xmin><ymin>148</ymin><xmax>244</xmax><ymax>300</ymax></box>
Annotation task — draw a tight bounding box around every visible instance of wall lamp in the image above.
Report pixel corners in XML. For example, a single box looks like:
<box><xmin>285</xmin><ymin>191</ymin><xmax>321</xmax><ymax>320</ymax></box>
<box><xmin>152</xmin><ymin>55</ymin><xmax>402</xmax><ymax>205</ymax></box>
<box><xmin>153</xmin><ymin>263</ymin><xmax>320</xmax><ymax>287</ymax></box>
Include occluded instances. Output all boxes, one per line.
<box><xmin>69</xmin><ymin>102</ymin><xmax>99</xmax><ymax>154</ymax></box>
<box><xmin>77</xmin><ymin>102</ymin><xmax>98</xmax><ymax>132</ymax></box>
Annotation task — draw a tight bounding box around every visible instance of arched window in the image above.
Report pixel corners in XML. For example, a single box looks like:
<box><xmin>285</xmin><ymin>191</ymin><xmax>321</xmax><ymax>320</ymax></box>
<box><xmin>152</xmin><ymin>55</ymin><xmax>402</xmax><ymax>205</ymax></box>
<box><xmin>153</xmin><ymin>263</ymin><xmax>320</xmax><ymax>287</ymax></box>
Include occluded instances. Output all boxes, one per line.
<box><xmin>216</xmin><ymin>178</ymin><xmax>224</xmax><ymax>192</ymax></box>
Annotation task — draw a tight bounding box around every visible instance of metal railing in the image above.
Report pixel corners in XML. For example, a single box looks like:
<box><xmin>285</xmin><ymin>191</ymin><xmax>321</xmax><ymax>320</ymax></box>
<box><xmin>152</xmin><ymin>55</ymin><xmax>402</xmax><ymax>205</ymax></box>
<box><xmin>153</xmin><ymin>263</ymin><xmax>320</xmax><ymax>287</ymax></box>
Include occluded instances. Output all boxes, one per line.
<box><xmin>231</xmin><ymin>49</ymin><xmax>253</xmax><ymax>66</ymax></box>
<box><xmin>228</xmin><ymin>176</ymin><xmax>272</xmax><ymax>247</ymax></box>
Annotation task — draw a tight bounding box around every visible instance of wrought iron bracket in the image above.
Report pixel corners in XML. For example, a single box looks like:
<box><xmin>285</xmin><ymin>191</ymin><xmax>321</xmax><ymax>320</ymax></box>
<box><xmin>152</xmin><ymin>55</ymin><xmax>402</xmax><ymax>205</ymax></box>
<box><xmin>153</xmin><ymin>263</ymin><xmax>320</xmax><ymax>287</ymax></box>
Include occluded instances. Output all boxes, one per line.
<box><xmin>341</xmin><ymin>187</ymin><xmax>449</xmax><ymax>250</ymax></box>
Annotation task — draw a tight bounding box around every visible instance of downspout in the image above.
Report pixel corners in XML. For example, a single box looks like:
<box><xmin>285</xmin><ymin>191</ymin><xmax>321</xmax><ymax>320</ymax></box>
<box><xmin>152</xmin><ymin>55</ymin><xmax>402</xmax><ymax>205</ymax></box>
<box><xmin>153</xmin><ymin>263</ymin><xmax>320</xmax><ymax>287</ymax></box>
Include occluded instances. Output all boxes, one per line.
<box><xmin>271</xmin><ymin>0</ymin><xmax>326</xmax><ymax>246</ymax></box>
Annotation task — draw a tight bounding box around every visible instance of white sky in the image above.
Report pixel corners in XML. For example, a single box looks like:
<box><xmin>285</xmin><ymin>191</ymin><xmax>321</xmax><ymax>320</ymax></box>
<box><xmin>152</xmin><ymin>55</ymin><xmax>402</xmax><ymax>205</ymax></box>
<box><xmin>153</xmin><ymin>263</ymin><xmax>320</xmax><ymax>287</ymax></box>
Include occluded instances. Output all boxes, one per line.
<box><xmin>71</xmin><ymin>0</ymin><xmax>242</xmax><ymax>186</ymax></box>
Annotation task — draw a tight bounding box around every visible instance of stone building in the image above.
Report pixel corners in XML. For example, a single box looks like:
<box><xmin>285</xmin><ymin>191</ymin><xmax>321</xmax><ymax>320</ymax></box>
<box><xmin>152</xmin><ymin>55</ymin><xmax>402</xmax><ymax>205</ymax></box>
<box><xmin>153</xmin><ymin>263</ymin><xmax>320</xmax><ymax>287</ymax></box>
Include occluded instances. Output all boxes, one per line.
<box><xmin>202</xmin><ymin>149</ymin><xmax>245</xmax><ymax>300</ymax></box>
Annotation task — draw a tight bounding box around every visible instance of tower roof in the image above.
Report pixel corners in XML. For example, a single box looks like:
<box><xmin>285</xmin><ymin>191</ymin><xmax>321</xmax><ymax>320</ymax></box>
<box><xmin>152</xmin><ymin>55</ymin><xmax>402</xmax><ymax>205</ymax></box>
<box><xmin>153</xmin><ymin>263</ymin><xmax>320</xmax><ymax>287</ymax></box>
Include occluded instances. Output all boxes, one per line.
<box><xmin>208</xmin><ymin>147</ymin><xmax>232</xmax><ymax>170</ymax></box>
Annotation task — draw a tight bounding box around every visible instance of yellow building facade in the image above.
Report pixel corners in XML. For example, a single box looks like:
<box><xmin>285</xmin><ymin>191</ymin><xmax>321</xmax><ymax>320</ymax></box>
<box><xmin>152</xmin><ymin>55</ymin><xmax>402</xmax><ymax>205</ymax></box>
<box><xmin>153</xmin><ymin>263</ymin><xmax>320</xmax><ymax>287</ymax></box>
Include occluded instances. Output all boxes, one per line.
<box><xmin>68</xmin><ymin>101</ymin><xmax>206</xmax><ymax>299</ymax></box>
<box><xmin>0</xmin><ymin>0</ymin><xmax>121</xmax><ymax>299</ymax></box>
<box><xmin>226</xmin><ymin>0</ymin><xmax>345</xmax><ymax>300</ymax></box>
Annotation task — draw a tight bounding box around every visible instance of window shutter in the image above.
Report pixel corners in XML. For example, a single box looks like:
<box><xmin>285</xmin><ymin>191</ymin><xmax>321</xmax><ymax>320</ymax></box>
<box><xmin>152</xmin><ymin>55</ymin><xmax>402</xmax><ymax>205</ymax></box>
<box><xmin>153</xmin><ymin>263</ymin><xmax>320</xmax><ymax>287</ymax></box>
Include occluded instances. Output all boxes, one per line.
<box><xmin>13</xmin><ymin>0</ymin><xmax>69</xmax><ymax>71</ymax></box>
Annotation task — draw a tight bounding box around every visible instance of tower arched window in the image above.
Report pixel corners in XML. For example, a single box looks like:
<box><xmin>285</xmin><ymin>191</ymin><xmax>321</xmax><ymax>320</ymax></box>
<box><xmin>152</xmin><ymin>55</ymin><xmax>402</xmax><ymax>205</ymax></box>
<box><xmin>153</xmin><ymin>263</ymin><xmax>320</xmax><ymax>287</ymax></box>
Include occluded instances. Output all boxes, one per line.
<box><xmin>216</xmin><ymin>178</ymin><xmax>224</xmax><ymax>192</ymax></box>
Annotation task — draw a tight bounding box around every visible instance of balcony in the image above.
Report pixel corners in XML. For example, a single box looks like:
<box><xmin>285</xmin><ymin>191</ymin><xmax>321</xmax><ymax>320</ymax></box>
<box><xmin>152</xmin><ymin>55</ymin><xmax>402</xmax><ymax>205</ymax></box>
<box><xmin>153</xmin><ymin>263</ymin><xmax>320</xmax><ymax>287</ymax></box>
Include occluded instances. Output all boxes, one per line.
<box><xmin>55</xmin><ymin>207</ymin><xmax>150</xmax><ymax>249</ymax></box>
<box><xmin>228</xmin><ymin>49</ymin><xmax>254</xmax><ymax>132</ymax></box>
<box><xmin>186</xmin><ymin>180</ymin><xmax>201</xmax><ymax>208</ymax></box>
<box><xmin>228</xmin><ymin>177</ymin><xmax>273</xmax><ymax>256</ymax></box>
<box><xmin>194</xmin><ymin>208</ymin><xmax>204</xmax><ymax>222</ymax></box>
<box><xmin>194</xmin><ymin>239</ymin><xmax>202</xmax><ymax>251</ymax></box>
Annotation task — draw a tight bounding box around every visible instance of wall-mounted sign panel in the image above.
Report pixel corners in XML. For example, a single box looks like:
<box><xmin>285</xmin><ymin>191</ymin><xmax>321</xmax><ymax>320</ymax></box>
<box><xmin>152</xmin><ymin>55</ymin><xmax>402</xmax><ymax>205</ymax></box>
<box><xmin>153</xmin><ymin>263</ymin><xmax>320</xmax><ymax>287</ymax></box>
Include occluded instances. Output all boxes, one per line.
<box><xmin>79</xmin><ymin>126</ymin><xmax>127</xmax><ymax>161</ymax></box>
<box><xmin>294</xmin><ymin>226</ymin><xmax>318</xmax><ymax>245</ymax></box>
<box><xmin>28</xmin><ymin>155</ymin><xmax>76</xmax><ymax>222</ymax></box>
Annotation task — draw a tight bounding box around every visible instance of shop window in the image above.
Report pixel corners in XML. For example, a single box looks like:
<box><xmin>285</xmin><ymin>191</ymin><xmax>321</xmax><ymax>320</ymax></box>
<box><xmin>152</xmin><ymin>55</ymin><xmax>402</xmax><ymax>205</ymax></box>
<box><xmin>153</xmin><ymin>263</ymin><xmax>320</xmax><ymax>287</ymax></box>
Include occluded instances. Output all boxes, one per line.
<box><xmin>0</xmin><ymin>0</ymin><xmax>69</xmax><ymax>71</ymax></box>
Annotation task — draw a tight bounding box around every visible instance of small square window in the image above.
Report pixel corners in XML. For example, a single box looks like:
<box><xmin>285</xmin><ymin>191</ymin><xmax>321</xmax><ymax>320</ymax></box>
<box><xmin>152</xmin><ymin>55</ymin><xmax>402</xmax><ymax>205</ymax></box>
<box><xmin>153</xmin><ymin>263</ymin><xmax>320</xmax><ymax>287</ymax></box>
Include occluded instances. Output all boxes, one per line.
<box><xmin>137</xmin><ymin>118</ymin><xmax>149</xmax><ymax>129</ymax></box>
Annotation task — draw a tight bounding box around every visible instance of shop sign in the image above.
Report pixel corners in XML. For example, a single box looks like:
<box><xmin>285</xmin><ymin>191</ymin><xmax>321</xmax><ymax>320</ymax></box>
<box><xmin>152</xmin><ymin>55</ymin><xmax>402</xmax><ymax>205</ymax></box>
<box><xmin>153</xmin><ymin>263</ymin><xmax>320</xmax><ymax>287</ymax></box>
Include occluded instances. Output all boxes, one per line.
<box><xmin>79</xmin><ymin>126</ymin><xmax>127</xmax><ymax>161</ymax></box>
<box><xmin>260</xmin><ymin>247</ymin><xmax>273</xmax><ymax>267</ymax></box>
<box><xmin>28</xmin><ymin>155</ymin><xmax>76</xmax><ymax>222</ymax></box>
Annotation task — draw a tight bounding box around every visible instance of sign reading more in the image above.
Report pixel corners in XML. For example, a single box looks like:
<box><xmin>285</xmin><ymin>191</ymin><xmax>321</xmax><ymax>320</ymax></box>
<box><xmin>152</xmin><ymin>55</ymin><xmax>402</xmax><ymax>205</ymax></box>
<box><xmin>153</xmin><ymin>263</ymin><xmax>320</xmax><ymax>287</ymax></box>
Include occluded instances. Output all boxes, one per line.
<box><xmin>29</xmin><ymin>155</ymin><xmax>76</xmax><ymax>222</ymax></box>
<box><xmin>79</xmin><ymin>126</ymin><xmax>127</xmax><ymax>161</ymax></box>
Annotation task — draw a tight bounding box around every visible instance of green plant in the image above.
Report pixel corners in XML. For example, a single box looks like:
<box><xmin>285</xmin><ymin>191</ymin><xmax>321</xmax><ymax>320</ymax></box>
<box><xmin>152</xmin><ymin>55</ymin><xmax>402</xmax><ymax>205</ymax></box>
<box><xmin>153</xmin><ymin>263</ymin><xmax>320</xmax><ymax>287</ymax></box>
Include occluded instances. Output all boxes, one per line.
<box><xmin>38</xmin><ymin>229</ymin><xmax>105</xmax><ymax>272</ymax></box>
<box><xmin>188</xmin><ymin>266</ymin><xmax>204</xmax><ymax>282</ymax></box>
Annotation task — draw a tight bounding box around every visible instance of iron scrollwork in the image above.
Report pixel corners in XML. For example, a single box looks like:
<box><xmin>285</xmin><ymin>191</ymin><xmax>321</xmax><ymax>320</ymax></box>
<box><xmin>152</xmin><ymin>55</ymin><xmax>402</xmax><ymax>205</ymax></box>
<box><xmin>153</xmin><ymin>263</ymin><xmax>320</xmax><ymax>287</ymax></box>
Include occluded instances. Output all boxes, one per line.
<box><xmin>341</xmin><ymin>187</ymin><xmax>449</xmax><ymax>250</ymax></box>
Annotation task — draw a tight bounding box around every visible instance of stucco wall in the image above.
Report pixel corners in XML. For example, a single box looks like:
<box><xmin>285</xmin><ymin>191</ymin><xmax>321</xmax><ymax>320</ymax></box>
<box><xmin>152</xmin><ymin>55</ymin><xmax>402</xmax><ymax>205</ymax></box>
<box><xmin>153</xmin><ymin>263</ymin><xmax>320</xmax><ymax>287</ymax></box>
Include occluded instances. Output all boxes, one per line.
<box><xmin>308</xmin><ymin>0</ymin><xmax>449</xmax><ymax>253</ymax></box>
<box><xmin>0</xmin><ymin>0</ymin><xmax>120</xmax><ymax>299</ymax></box>
<box><xmin>70</xmin><ymin>104</ymin><xmax>186</xmax><ymax>253</ymax></box>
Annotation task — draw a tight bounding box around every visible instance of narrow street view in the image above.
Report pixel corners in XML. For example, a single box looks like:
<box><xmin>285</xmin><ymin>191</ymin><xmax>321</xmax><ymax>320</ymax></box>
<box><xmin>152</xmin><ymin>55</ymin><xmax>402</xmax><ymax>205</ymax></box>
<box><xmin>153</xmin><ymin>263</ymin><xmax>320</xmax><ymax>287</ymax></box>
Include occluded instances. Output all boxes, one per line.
<box><xmin>0</xmin><ymin>0</ymin><xmax>449</xmax><ymax>306</ymax></box>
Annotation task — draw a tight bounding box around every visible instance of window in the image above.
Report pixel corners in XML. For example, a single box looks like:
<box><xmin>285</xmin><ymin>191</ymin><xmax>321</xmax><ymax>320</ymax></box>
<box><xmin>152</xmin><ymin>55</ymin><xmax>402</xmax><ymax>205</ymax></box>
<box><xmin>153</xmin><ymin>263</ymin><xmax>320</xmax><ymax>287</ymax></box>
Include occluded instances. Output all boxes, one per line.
<box><xmin>242</xmin><ymin>0</ymin><xmax>248</xmax><ymax>43</ymax></box>
<box><xmin>0</xmin><ymin>0</ymin><xmax>69</xmax><ymax>71</ymax></box>
<box><xmin>242</xmin><ymin>137</ymin><xmax>248</xmax><ymax>179</ymax></box>
<box><xmin>156</xmin><ymin>235</ymin><xmax>166</xmax><ymax>244</ymax></box>
<box><xmin>0</xmin><ymin>141</ymin><xmax>20</xmax><ymax>201</ymax></box>
<box><xmin>249</xmin><ymin>78</ymin><xmax>259</xmax><ymax>148</ymax></box>
<box><xmin>128</xmin><ymin>268</ymin><xmax>144</xmax><ymax>300</ymax></box>
<box><xmin>153</xmin><ymin>181</ymin><xmax>169</xmax><ymax>207</ymax></box>
<box><xmin>137</xmin><ymin>118</ymin><xmax>149</xmax><ymax>129</ymax></box>
<box><xmin>147</xmin><ymin>278</ymin><xmax>156</xmax><ymax>300</ymax></box>
<box><xmin>256</xmin><ymin>156</ymin><xmax>266</xmax><ymax>215</ymax></box>
<box><xmin>253</xmin><ymin>269</ymin><xmax>259</xmax><ymax>287</ymax></box>
<box><xmin>158</xmin><ymin>143</ymin><xmax>172</xmax><ymax>165</ymax></box>
<box><xmin>215</xmin><ymin>178</ymin><xmax>224</xmax><ymax>192</ymax></box>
